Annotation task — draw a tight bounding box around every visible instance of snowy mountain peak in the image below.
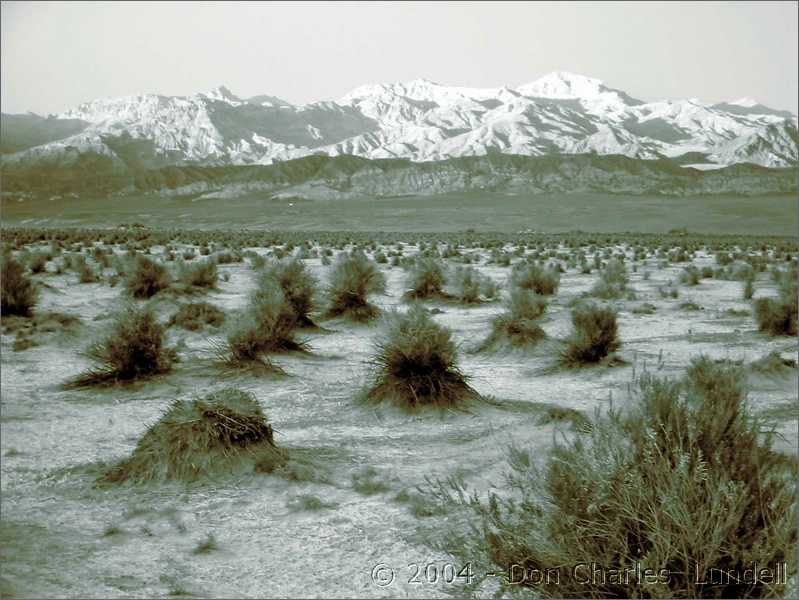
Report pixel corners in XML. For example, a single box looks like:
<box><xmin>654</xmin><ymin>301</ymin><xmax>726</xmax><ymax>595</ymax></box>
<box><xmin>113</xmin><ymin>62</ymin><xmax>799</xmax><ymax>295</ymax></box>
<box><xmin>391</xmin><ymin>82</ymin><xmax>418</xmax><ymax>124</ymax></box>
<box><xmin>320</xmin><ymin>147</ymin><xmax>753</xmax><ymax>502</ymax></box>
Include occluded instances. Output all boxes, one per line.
<box><xmin>729</xmin><ymin>97</ymin><xmax>759</xmax><ymax>107</ymax></box>
<box><xmin>201</xmin><ymin>85</ymin><xmax>241</xmax><ymax>104</ymax></box>
<box><xmin>518</xmin><ymin>71</ymin><xmax>607</xmax><ymax>99</ymax></box>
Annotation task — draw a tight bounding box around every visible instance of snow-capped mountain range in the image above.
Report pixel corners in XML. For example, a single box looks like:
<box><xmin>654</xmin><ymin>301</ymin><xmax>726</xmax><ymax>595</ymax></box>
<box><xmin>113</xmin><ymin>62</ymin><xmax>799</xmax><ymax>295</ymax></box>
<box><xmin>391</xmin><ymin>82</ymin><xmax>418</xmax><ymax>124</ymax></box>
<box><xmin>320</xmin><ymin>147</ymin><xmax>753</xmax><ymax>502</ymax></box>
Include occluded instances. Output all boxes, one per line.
<box><xmin>2</xmin><ymin>72</ymin><xmax>797</xmax><ymax>170</ymax></box>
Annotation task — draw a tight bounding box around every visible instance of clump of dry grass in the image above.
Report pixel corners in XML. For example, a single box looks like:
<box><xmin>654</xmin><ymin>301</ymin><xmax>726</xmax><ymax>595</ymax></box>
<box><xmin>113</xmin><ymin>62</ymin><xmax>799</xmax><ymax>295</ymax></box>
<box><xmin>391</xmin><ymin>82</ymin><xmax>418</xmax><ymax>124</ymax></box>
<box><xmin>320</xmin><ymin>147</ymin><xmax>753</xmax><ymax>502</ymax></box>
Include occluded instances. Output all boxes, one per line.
<box><xmin>169</xmin><ymin>301</ymin><xmax>225</xmax><ymax>331</ymax></box>
<box><xmin>449</xmin><ymin>266</ymin><xmax>498</xmax><ymax>304</ymax></box>
<box><xmin>261</xmin><ymin>258</ymin><xmax>317</xmax><ymax>327</ymax></box>
<box><xmin>477</xmin><ymin>289</ymin><xmax>547</xmax><ymax>351</ymax></box>
<box><xmin>754</xmin><ymin>272</ymin><xmax>797</xmax><ymax>336</ymax></box>
<box><xmin>365</xmin><ymin>304</ymin><xmax>478</xmax><ymax>408</ymax></box>
<box><xmin>510</xmin><ymin>263</ymin><xmax>560</xmax><ymax>295</ymax></box>
<box><xmin>324</xmin><ymin>252</ymin><xmax>386</xmax><ymax>321</ymax></box>
<box><xmin>102</xmin><ymin>388</ymin><xmax>286</xmax><ymax>483</ymax></box>
<box><xmin>126</xmin><ymin>256</ymin><xmax>171</xmax><ymax>298</ymax></box>
<box><xmin>215</xmin><ymin>278</ymin><xmax>306</xmax><ymax>370</ymax></box>
<box><xmin>404</xmin><ymin>257</ymin><xmax>448</xmax><ymax>300</ymax></box>
<box><xmin>1</xmin><ymin>251</ymin><xmax>38</xmax><ymax>316</ymax></box>
<box><xmin>589</xmin><ymin>258</ymin><xmax>628</xmax><ymax>299</ymax></box>
<box><xmin>560</xmin><ymin>303</ymin><xmax>619</xmax><ymax>366</ymax></box>
<box><xmin>66</xmin><ymin>306</ymin><xmax>176</xmax><ymax>387</ymax></box>
<box><xmin>442</xmin><ymin>357</ymin><xmax>796</xmax><ymax>598</ymax></box>
<box><xmin>177</xmin><ymin>259</ymin><xmax>218</xmax><ymax>291</ymax></box>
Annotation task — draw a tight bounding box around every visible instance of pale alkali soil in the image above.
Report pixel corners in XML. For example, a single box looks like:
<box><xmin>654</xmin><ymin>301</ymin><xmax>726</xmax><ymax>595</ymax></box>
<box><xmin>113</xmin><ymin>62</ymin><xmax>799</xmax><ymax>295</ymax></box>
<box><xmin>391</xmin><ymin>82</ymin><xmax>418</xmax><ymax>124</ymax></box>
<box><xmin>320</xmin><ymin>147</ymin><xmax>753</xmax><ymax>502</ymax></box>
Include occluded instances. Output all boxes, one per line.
<box><xmin>1</xmin><ymin>244</ymin><xmax>796</xmax><ymax>598</ymax></box>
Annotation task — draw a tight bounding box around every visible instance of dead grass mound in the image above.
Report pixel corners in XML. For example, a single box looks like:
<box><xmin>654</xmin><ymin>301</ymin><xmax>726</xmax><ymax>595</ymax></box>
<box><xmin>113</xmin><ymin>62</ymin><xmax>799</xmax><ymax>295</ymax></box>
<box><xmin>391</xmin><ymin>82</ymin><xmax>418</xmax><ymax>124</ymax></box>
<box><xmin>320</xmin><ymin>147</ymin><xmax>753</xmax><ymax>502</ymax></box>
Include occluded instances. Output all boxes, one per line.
<box><xmin>102</xmin><ymin>388</ymin><xmax>286</xmax><ymax>483</ymax></box>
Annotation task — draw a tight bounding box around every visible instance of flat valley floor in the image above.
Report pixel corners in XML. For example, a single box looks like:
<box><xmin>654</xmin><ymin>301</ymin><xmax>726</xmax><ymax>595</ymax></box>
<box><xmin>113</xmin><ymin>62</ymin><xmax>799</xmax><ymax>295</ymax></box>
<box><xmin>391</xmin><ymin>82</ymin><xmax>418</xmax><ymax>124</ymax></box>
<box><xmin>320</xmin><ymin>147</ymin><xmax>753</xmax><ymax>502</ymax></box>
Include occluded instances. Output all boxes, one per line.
<box><xmin>3</xmin><ymin>191</ymin><xmax>797</xmax><ymax>235</ymax></box>
<box><xmin>1</xmin><ymin>232</ymin><xmax>797</xmax><ymax>597</ymax></box>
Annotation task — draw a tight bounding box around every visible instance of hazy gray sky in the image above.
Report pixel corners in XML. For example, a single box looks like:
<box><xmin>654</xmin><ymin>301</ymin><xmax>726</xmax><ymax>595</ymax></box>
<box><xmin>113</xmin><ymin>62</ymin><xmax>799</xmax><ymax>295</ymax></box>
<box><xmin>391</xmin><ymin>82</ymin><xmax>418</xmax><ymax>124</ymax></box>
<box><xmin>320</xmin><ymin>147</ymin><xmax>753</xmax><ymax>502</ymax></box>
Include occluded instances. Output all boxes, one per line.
<box><xmin>2</xmin><ymin>1</ymin><xmax>797</xmax><ymax>115</ymax></box>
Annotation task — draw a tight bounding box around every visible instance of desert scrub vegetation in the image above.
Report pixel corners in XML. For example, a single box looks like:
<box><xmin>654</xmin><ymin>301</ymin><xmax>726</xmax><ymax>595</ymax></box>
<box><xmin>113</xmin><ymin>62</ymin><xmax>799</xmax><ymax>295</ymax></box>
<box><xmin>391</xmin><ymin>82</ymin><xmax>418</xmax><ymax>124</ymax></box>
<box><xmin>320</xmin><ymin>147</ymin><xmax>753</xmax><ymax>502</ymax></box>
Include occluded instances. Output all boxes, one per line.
<box><xmin>560</xmin><ymin>303</ymin><xmax>620</xmax><ymax>366</ymax></box>
<box><xmin>445</xmin><ymin>357</ymin><xmax>796</xmax><ymax>598</ymax></box>
<box><xmin>679</xmin><ymin>264</ymin><xmax>702</xmax><ymax>286</ymax></box>
<box><xmin>477</xmin><ymin>289</ymin><xmax>547</xmax><ymax>351</ymax></box>
<box><xmin>216</xmin><ymin>278</ymin><xmax>306</xmax><ymax>370</ymax></box>
<box><xmin>66</xmin><ymin>306</ymin><xmax>176</xmax><ymax>387</ymax></box>
<box><xmin>261</xmin><ymin>258</ymin><xmax>317</xmax><ymax>327</ymax></box>
<box><xmin>73</xmin><ymin>254</ymin><xmax>99</xmax><ymax>283</ymax></box>
<box><xmin>169</xmin><ymin>302</ymin><xmax>225</xmax><ymax>331</ymax></box>
<box><xmin>448</xmin><ymin>266</ymin><xmax>498</xmax><ymax>304</ymax></box>
<box><xmin>1</xmin><ymin>251</ymin><xmax>38</xmax><ymax>317</ymax></box>
<box><xmin>324</xmin><ymin>251</ymin><xmax>386</xmax><ymax>321</ymax></box>
<box><xmin>176</xmin><ymin>258</ymin><xmax>218</xmax><ymax>291</ymax></box>
<box><xmin>404</xmin><ymin>257</ymin><xmax>447</xmax><ymax>300</ymax></box>
<box><xmin>510</xmin><ymin>263</ymin><xmax>560</xmax><ymax>295</ymax></box>
<box><xmin>102</xmin><ymin>388</ymin><xmax>286</xmax><ymax>483</ymax></box>
<box><xmin>590</xmin><ymin>258</ymin><xmax>629</xmax><ymax>299</ymax></box>
<box><xmin>125</xmin><ymin>255</ymin><xmax>171</xmax><ymax>298</ymax></box>
<box><xmin>754</xmin><ymin>271</ymin><xmax>798</xmax><ymax>336</ymax></box>
<box><xmin>365</xmin><ymin>305</ymin><xmax>478</xmax><ymax>408</ymax></box>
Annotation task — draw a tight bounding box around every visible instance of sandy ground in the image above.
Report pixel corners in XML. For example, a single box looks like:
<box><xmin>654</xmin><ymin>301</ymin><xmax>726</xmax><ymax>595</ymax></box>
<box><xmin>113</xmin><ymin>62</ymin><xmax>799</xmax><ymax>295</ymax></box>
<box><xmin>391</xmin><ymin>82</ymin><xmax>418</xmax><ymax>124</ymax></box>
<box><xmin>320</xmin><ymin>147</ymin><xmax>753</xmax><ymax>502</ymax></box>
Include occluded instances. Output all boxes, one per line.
<box><xmin>1</xmin><ymin>243</ymin><xmax>796</xmax><ymax>598</ymax></box>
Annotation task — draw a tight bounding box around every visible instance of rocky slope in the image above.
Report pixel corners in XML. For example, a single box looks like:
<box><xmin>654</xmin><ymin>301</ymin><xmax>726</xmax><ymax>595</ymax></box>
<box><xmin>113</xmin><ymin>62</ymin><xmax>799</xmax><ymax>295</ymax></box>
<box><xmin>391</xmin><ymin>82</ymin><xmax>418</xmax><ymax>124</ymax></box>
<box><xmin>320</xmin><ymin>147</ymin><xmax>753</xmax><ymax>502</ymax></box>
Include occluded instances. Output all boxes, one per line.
<box><xmin>2</xmin><ymin>152</ymin><xmax>794</xmax><ymax>200</ymax></box>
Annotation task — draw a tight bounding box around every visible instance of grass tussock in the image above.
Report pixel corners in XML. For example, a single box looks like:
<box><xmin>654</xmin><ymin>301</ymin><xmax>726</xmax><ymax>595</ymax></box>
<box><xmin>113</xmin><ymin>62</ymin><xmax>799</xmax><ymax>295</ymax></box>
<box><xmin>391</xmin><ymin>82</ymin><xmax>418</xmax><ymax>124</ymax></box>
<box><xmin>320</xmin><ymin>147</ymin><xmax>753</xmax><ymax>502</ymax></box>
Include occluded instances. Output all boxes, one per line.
<box><xmin>560</xmin><ymin>303</ymin><xmax>619</xmax><ymax>366</ymax></box>
<box><xmin>215</xmin><ymin>278</ymin><xmax>306</xmax><ymax>370</ymax></box>
<box><xmin>169</xmin><ymin>302</ymin><xmax>225</xmax><ymax>331</ymax></box>
<box><xmin>478</xmin><ymin>289</ymin><xmax>547</xmax><ymax>351</ymax></box>
<box><xmin>749</xmin><ymin>351</ymin><xmax>797</xmax><ymax>374</ymax></box>
<box><xmin>590</xmin><ymin>258</ymin><xmax>628</xmax><ymax>299</ymax></box>
<box><xmin>446</xmin><ymin>357</ymin><xmax>796</xmax><ymax>598</ymax></box>
<box><xmin>324</xmin><ymin>252</ymin><xmax>386</xmax><ymax>321</ymax></box>
<box><xmin>177</xmin><ymin>259</ymin><xmax>218</xmax><ymax>291</ymax></box>
<box><xmin>261</xmin><ymin>258</ymin><xmax>317</xmax><ymax>327</ymax></box>
<box><xmin>366</xmin><ymin>304</ymin><xmax>478</xmax><ymax>408</ymax></box>
<box><xmin>126</xmin><ymin>256</ymin><xmax>171</xmax><ymax>298</ymax></box>
<box><xmin>1</xmin><ymin>252</ymin><xmax>38</xmax><ymax>316</ymax></box>
<box><xmin>102</xmin><ymin>388</ymin><xmax>286</xmax><ymax>483</ymax></box>
<box><xmin>449</xmin><ymin>266</ymin><xmax>498</xmax><ymax>304</ymax></box>
<box><xmin>753</xmin><ymin>272</ymin><xmax>797</xmax><ymax>336</ymax></box>
<box><xmin>66</xmin><ymin>306</ymin><xmax>176</xmax><ymax>387</ymax></box>
<box><xmin>510</xmin><ymin>264</ymin><xmax>560</xmax><ymax>296</ymax></box>
<box><xmin>404</xmin><ymin>258</ymin><xmax>447</xmax><ymax>300</ymax></box>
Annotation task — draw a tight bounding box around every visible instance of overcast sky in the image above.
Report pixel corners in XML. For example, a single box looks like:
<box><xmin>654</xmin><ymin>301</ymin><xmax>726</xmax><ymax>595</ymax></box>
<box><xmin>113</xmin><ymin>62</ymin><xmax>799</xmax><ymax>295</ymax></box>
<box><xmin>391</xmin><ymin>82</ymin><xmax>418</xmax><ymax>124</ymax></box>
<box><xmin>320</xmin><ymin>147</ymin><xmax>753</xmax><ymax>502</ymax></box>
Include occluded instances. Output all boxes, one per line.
<box><xmin>2</xmin><ymin>1</ymin><xmax>797</xmax><ymax>115</ymax></box>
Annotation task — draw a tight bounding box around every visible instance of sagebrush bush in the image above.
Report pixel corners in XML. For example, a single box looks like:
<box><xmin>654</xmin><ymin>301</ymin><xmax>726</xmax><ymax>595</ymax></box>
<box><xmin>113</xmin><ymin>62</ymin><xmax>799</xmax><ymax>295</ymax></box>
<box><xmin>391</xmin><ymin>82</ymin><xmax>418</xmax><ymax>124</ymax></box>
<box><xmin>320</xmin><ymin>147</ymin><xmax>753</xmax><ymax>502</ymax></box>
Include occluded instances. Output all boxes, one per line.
<box><xmin>453</xmin><ymin>357</ymin><xmax>795</xmax><ymax>598</ymax></box>
<box><xmin>126</xmin><ymin>256</ymin><xmax>171</xmax><ymax>298</ymax></box>
<box><xmin>261</xmin><ymin>258</ymin><xmax>317</xmax><ymax>327</ymax></box>
<box><xmin>67</xmin><ymin>306</ymin><xmax>176</xmax><ymax>386</ymax></box>
<box><xmin>561</xmin><ymin>303</ymin><xmax>619</xmax><ymax>365</ymax></box>
<box><xmin>103</xmin><ymin>388</ymin><xmax>286</xmax><ymax>483</ymax></box>
<box><xmin>1</xmin><ymin>252</ymin><xmax>38</xmax><ymax>316</ymax></box>
<box><xmin>510</xmin><ymin>264</ymin><xmax>560</xmax><ymax>295</ymax></box>
<box><xmin>405</xmin><ymin>258</ymin><xmax>447</xmax><ymax>299</ymax></box>
<box><xmin>324</xmin><ymin>252</ymin><xmax>386</xmax><ymax>321</ymax></box>
<box><xmin>754</xmin><ymin>273</ymin><xmax>797</xmax><ymax>336</ymax></box>
<box><xmin>366</xmin><ymin>305</ymin><xmax>477</xmax><ymax>407</ymax></box>
<box><xmin>169</xmin><ymin>301</ymin><xmax>225</xmax><ymax>331</ymax></box>
<box><xmin>478</xmin><ymin>289</ymin><xmax>547</xmax><ymax>351</ymax></box>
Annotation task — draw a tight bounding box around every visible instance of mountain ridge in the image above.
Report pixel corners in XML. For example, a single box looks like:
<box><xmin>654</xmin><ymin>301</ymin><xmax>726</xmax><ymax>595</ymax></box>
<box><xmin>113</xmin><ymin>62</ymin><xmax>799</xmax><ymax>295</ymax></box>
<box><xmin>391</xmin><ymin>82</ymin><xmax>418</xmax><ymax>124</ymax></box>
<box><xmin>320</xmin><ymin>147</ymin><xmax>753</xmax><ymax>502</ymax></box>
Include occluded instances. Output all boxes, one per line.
<box><xmin>1</xmin><ymin>72</ymin><xmax>796</xmax><ymax>199</ymax></box>
<box><xmin>2</xmin><ymin>71</ymin><xmax>796</xmax><ymax>169</ymax></box>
